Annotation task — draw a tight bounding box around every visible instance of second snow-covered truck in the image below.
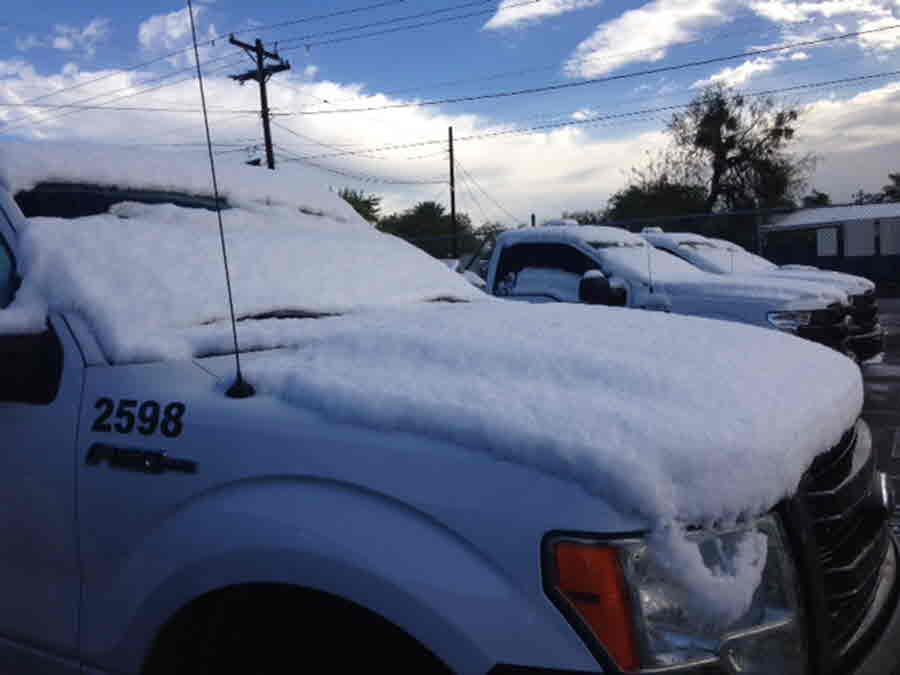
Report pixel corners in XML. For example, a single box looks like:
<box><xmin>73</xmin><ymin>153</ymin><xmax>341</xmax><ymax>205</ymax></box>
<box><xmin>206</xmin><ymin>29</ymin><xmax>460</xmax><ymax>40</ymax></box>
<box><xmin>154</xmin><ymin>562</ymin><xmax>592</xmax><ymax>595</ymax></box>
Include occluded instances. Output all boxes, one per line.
<box><xmin>1</xmin><ymin>142</ymin><xmax>899</xmax><ymax>675</ymax></box>
<box><xmin>486</xmin><ymin>225</ymin><xmax>879</xmax><ymax>360</ymax></box>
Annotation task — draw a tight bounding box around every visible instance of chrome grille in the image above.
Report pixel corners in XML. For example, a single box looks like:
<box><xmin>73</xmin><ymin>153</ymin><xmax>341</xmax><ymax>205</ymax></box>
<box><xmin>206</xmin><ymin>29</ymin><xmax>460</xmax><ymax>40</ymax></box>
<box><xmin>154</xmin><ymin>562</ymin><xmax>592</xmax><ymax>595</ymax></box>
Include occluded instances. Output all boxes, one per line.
<box><xmin>799</xmin><ymin>422</ymin><xmax>890</xmax><ymax>653</ymax></box>
<box><xmin>850</xmin><ymin>290</ymin><xmax>879</xmax><ymax>330</ymax></box>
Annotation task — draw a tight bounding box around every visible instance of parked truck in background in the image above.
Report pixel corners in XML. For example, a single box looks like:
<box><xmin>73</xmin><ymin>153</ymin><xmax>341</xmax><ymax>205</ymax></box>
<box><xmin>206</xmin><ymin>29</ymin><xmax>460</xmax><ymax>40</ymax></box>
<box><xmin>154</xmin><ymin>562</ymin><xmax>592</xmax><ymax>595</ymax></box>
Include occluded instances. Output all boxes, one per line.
<box><xmin>641</xmin><ymin>228</ymin><xmax>884</xmax><ymax>361</ymax></box>
<box><xmin>485</xmin><ymin>225</ymin><xmax>881</xmax><ymax>360</ymax></box>
<box><xmin>1</xmin><ymin>143</ymin><xmax>899</xmax><ymax>675</ymax></box>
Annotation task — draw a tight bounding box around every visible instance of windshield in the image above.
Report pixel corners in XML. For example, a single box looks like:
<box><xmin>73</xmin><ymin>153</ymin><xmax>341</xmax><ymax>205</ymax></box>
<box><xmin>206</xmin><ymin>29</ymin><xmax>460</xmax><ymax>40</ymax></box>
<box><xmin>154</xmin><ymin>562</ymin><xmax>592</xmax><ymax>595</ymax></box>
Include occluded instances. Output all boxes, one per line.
<box><xmin>13</xmin><ymin>199</ymin><xmax>485</xmax><ymax>364</ymax></box>
<box><xmin>682</xmin><ymin>242</ymin><xmax>777</xmax><ymax>274</ymax></box>
<box><xmin>594</xmin><ymin>241</ymin><xmax>707</xmax><ymax>283</ymax></box>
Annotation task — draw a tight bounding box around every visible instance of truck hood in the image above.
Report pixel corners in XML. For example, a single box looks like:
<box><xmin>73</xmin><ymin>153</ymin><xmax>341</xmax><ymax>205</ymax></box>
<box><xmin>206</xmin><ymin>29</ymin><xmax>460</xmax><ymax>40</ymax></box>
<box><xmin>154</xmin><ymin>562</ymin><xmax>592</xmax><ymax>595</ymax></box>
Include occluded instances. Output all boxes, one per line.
<box><xmin>197</xmin><ymin>301</ymin><xmax>861</xmax><ymax>531</ymax></box>
<box><xmin>768</xmin><ymin>268</ymin><xmax>875</xmax><ymax>294</ymax></box>
<box><xmin>658</xmin><ymin>274</ymin><xmax>850</xmax><ymax>310</ymax></box>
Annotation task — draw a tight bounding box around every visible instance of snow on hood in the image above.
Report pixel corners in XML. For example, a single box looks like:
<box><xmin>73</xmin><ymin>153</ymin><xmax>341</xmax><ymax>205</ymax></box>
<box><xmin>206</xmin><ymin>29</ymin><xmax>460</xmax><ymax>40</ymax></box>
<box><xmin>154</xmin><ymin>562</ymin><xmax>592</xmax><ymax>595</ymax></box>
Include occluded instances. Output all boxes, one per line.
<box><xmin>2</xmin><ymin>200</ymin><xmax>485</xmax><ymax>358</ymax></box>
<box><xmin>596</xmin><ymin>244</ymin><xmax>849</xmax><ymax>307</ymax></box>
<box><xmin>0</xmin><ymin>140</ymin><xmax>362</xmax><ymax>223</ymax></box>
<box><xmin>195</xmin><ymin>301</ymin><xmax>863</xmax><ymax>625</ymax></box>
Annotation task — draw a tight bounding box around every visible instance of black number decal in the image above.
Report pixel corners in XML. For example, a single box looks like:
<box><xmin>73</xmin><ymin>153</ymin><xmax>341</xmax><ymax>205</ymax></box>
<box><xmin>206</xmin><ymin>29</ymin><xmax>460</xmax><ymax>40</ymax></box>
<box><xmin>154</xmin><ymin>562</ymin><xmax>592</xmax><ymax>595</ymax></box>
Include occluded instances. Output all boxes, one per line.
<box><xmin>137</xmin><ymin>401</ymin><xmax>161</xmax><ymax>436</ymax></box>
<box><xmin>92</xmin><ymin>398</ymin><xmax>115</xmax><ymax>432</ymax></box>
<box><xmin>92</xmin><ymin>399</ymin><xmax>185</xmax><ymax>437</ymax></box>
<box><xmin>161</xmin><ymin>402</ymin><xmax>186</xmax><ymax>438</ymax></box>
<box><xmin>114</xmin><ymin>399</ymin><xmax>137</xmax><ymax>433</ymax></box>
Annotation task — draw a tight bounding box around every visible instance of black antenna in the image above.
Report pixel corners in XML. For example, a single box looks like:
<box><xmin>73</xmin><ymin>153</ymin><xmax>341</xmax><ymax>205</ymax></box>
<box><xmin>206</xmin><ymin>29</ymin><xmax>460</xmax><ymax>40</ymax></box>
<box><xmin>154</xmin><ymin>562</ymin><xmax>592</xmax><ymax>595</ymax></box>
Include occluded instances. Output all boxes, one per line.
<box><xmin>188</xmin><ymin>0</ymin><xmax>254</xmax><ymax>399</ymax></box>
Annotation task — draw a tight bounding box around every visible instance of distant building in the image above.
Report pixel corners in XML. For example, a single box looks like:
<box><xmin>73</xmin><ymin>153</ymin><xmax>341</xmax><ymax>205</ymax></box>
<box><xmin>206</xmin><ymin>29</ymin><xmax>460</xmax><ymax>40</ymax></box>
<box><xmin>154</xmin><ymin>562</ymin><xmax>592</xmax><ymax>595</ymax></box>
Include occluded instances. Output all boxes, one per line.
<box><xmin>761</xmin><ymin>203</ymin><xmax>900</xmax><ymax>289</ymax></box>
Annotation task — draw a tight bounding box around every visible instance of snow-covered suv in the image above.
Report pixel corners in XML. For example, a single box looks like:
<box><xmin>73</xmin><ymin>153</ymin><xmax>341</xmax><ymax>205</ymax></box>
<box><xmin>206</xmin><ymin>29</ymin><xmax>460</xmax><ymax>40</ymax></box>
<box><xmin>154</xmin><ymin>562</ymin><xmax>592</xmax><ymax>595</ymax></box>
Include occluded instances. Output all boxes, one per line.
<box><xmin>1</xmin><ymin>142</ymin><xmax>898</xmax><ymax>675</ymax></box>
<box><xmin>642</xmin><ymin>229</ymin><xmax>884</xmax><ymax>362</ymax></box>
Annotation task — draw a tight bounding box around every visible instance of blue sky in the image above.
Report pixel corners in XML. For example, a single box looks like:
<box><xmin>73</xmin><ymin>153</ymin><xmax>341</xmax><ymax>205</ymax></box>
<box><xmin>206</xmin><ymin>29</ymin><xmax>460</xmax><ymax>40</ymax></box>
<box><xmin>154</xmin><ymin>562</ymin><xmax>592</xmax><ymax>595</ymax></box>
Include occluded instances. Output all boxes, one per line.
<box><xmin>3</xmin><ymin>0</ymin><xmax>900</xmax><ymax>223</ymax></box>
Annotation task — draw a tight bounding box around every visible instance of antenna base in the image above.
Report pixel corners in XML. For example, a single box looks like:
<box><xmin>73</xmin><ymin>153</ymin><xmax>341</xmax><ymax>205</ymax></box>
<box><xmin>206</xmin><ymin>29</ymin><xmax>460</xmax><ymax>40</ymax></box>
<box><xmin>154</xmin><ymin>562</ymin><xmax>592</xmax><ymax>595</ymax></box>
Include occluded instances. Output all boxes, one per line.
<box><xmin>226</xmin><ymin>377</ymin><xmax>256</xmax><ymax>399</ymax></box>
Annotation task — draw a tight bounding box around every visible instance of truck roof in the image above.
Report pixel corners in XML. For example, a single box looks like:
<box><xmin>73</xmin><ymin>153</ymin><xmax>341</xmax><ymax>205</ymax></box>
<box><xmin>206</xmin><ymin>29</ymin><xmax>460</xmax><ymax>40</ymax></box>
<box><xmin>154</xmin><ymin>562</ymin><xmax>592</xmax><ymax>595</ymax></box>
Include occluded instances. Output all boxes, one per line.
<box><xmin>498</xmin><ymin>225</ymin><xmax>645</xmax><ymax>247</ymax></box>
<box><xmin>0</xmin><ymin>140</ymin><xmax>361</xmax><ymax>224</ymax></box>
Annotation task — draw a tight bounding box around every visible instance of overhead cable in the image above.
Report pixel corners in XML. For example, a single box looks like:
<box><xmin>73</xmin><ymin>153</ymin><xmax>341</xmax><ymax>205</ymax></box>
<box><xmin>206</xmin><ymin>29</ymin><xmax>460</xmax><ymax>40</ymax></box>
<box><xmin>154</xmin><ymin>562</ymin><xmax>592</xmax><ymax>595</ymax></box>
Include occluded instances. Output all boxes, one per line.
<box><xmin>291</xmin><ymin>23</ymin><xmax>900</xmax><ymax>115</ymax></box>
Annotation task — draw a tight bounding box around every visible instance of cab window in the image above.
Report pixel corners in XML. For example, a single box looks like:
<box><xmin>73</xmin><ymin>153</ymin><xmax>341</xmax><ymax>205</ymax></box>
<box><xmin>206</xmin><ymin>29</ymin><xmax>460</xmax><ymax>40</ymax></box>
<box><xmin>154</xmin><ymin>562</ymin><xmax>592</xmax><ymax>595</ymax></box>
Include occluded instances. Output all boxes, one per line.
<box><xmin>494</xmin><ymin>243</ymin><xmax>598</xmax><ymax>298</ymax></box>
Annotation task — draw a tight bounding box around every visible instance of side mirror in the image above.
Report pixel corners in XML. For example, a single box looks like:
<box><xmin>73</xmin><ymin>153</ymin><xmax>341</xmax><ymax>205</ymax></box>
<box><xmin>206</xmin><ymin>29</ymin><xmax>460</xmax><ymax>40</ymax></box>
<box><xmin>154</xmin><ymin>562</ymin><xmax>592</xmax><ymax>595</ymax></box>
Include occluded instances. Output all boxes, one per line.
<box><xmin>0</xmin><ymin>325</ymin><xmax>62</xmax><ymax>404</ymax></box>
<box><xmin>579</xmin><ymin>272</ymin><xmax>612</xmax><ymax>305</ymax></box>
<box><xmin>579</xmin><ymin>272</ymin><xmax>627</xmax><ymax>306</ymax></box>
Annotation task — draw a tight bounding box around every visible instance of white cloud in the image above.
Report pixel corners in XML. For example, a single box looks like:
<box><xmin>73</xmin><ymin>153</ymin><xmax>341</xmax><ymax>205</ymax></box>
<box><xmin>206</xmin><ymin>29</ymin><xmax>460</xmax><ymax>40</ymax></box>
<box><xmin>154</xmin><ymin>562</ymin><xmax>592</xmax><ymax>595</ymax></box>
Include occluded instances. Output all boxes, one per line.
<box><xmin>303</xmin><ymin>65</ymin><xmax>319</xmax><ymax>80</ymax></box>
<box><xmin>14</xmin><ymin>18</ymin><xmax>110</xmax><ymax>58</ymax></box>
<box><xmin>796</xmin><ymin>80</ymin><xmax>900</xmax><ymax>200</ymax></box>
<box><xmin>484</xmin><ymin>0</ymin><xmax>602</xmax><ymax>30</ymax></box>
<box><xmin>565</xmin><ymin>0</ymin><xmax>734</xmax><ymax>78</ymax></box>
<box><xmin>139</xmin><ymin>6</ymin><xmax>211</xmax><ymax>50</ymax></box>
<box><xmin>749</xmin><ymin>0</ymin><xmax>891</xmax><ymax>23</ymax></box>
<box><xmin>137</xmin><ymin>7</ymin><xmax>218</xmax><ymax>66</ymax></box>
<box><xmin>692</xmin><ymin>56</ymin><xmax>780</xmax><ymax>87</ymax></box>
<box><xmin>857</xmin><ymin>16</ymin><xmax>900</xmax><ymax>50</ymax></box>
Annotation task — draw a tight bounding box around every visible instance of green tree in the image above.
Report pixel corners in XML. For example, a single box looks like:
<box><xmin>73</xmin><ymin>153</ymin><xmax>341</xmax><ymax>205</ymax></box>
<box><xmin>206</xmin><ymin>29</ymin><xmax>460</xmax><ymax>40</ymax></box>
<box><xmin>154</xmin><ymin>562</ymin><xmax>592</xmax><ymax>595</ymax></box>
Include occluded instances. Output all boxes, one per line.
<box><xmin>882</xmin><ymin>173</ymin><xmax>900</xmax><ymax>202</ymax></box>
<box><xmin>667</xmin><ymin>84</ymin><xmax>813</xmax><ymax>211</ymax></box>
<box><xmin>605</xmin><ymin>175</ymin><xmax>707</xmax><ymax>224</ymax></box>
<box><xmin>562</xmin><ymin>210</ymin><xmax>606</xmax><ymax>225</ymax></box>
<box><xmin>339</xmin><ymin>188</ymin><xmax>382</xmax><ymax>223</ymax></box>
<box><xmin>377</xmin><ymin>201</ymin><xmax>477</xmax><ymax>259</ymax></box>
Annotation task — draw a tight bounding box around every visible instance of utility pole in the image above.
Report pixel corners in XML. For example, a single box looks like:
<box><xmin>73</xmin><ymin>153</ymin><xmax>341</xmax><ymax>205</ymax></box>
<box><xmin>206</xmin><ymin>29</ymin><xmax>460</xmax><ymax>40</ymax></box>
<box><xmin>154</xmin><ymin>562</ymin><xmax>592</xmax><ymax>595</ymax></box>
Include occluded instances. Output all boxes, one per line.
<box><xmin>448</xmin><ymin>126</ymin><xmax>457</xmax><ymax>259</ymax></box>
<box><xmin>228</xmin><ymin>36</ymin><xmax>291</xmax><ymax>170</ymax></box>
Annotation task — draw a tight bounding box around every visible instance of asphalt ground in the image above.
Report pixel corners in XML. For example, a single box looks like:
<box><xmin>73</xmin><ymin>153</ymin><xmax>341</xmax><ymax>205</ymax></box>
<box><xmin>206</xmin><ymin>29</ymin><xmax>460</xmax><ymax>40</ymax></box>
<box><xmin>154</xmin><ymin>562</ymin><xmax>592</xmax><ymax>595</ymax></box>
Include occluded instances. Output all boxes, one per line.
<box><xmin>861</xmin><ymin>298</ymin><xmax>900</xmax><ymax>541</ymax></box>
<box><xmin>863</xmin><ymin>298</ymin><xmax>900</xmax><ymax>476</ymax></box>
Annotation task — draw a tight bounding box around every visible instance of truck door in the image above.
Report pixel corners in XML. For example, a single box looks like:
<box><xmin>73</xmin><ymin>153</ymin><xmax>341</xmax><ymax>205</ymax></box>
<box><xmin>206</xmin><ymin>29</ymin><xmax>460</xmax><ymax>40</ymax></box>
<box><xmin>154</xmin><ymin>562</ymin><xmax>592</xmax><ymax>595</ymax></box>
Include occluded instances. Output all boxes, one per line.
<box><xmin>0</xmin><ymin>232</ymin><xmax>83</xmax><ymax>666</ymax></box>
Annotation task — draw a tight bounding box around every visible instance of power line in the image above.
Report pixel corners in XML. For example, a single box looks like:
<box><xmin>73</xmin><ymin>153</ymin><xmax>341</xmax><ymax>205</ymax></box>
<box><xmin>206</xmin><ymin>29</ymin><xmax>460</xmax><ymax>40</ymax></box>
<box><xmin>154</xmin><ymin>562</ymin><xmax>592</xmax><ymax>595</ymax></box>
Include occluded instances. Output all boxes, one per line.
<box><xmin>273</xmin><ymin>0</ymin><xmax>498</xmax><ymax>48</ymax></box>
<box><xmin>1</xmin><ymin>55</ymin><xmax>246</xmax><ymax>132</ymax></box>
<box><xmin>0</xmin><ymin>1</ymin><xmax>532</xmax><ymax>133</ymax></box>
<box><xmin>271</xmin><ymin>118</ymin><xmax>448</xmax><ymax>161</ymax></box>
<box><xmin>8</xmin><ymin>1</ymin><xmax>412</xmax><ymax>109</ymax></box>
<box><xmin>0</xmin><ymin>101</ymin><xmax>258</xmax><ymax>113</ymax></box>
<box><xmin>455</xmin><ymin>159</ymin><xmax>522</xmax><ymax>224</ymax></box>
<box><xmin>291</xmin><ymin>23</ymin><xmax>900</xmax><ymax>115</ymax></box>
<box><xmin>296</xmin><ymin>11</ymin><xmax>788</xmax><ymax>106</ymax></box>
<box><xmin>455</xmin><ymin>165</ymin><xmax>491</xmax><ymax>225</ymax></box>
<box><xmin>282</xmin><ymin>68</ymin><xmax>900</xmax><ymax>160</ymax></box>
<box><xmin>276</xmin><ymin>146</ymin><xmax>447</xmax><ymax>185</ymax></box>
<box><xmin>279</xmin><ymin>0</ymin><xmax>539</xmax><ymax>52</ymax></box>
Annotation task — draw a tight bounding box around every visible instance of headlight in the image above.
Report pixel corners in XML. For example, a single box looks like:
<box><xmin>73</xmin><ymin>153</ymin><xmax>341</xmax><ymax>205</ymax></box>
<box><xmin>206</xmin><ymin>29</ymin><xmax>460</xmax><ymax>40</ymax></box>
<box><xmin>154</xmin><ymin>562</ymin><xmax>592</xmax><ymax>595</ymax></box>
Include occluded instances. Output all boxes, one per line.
<box><xmin>544</xmin><ymin>515</ymin><xmax>806</xmax><ymax>673</ymax></box>
<box><xmin>767</xmin><ymin>311</ymin><xmax>812</xmax><ymax>330</ymax></box>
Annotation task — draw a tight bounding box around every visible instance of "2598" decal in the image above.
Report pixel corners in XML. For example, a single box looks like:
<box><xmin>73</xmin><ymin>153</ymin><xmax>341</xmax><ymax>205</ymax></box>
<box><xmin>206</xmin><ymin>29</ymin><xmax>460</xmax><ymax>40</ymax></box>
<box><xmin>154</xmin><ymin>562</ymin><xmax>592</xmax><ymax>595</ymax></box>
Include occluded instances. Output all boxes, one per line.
<box><xmin>91</xmin><ymin>398</ymin><xmax>186</xmax><ymax>438</ymax></box>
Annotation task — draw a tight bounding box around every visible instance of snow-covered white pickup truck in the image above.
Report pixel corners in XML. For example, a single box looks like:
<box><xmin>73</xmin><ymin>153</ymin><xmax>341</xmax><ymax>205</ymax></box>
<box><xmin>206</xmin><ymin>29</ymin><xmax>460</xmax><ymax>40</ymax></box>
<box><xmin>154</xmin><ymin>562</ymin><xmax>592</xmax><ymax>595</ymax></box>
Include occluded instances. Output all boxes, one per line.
<box><xmin>1</xmin><ymin>142</ymin><xmax>899</xmax><ymax>675</ymax></box>
<box><xmin>486</xmin><ymin>225</ymin><xmax>878</xmax><ymax>360</ymax></box>
<box><xmin>641</xmin><ymin>229</ymin><xmax>884</xmax><ymax>362</ymax></box>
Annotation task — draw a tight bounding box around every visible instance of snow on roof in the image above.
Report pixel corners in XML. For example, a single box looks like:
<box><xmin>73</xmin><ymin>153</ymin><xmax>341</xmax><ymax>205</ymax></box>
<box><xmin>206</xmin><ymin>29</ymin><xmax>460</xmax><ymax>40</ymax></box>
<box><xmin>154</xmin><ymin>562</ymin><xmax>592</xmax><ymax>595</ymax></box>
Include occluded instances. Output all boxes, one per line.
<box><xmin>499</xmin><ymin>225</ymin><xmax>645</xmax><ymax>246</ymax></box>
<box><xmin>0</xmin><ymin>142</ymin><xmax>485</xmax><ymax>356</ymax></box>
<box><xmin>642</xmin><ymin>231</ymin><xmax>711</xmax><ymax>247</ymax></box>
<box><xmin>0</xmin><ymin>141</ymin><xmax>362</xmax><ymax>224</ymax></box>
<box><xmin>765</xmin><ymin>203</ymin><xmax>900</xmax><ymax>231</ymax></box>
<box><xmin>197</xmin><ymin>300</ymin><xmax>862</xmax><ymax>626</ymax></box>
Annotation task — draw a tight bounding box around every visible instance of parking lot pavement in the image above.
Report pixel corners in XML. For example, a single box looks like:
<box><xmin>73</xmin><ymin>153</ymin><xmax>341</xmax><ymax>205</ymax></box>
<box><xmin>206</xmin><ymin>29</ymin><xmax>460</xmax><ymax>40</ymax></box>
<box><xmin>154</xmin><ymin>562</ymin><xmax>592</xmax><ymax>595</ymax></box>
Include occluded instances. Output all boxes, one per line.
<box><xmin>862</xmin><ymin>299</ymin><xmax>900</xmax><ymax>531</ymax></box>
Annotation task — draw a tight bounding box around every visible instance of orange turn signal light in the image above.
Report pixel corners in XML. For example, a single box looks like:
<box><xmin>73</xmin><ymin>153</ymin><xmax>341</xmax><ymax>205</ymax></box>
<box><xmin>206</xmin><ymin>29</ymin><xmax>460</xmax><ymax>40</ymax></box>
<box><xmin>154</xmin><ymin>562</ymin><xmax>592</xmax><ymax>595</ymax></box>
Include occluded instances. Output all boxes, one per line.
<box><xmin>552</xmin><ymin>542</ymin><xmax>639</xmax><ymax>672</ymax></box>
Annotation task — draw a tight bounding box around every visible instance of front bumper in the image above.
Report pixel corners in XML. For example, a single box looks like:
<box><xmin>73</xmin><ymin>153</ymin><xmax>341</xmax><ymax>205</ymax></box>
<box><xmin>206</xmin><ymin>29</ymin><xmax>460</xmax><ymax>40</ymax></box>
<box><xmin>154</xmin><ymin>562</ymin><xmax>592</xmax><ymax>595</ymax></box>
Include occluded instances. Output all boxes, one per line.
<box><xmin>845</xmin><ymin>325</ymin><xmax>885</xmax><ymax>363</ymax></box>
<box><xmin>848</xmin><ymin>534</ymin><xmax>900</xmax><ymax>675</ymax></box>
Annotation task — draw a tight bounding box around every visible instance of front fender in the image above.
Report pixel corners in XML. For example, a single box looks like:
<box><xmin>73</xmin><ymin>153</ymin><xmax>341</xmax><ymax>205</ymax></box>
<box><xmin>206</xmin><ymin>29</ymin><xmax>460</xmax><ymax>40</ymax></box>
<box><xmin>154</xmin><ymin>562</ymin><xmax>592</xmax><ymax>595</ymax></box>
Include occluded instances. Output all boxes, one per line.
<box><xmin>85</xmin><ymin>478</ymin><xmax>594</xmax><ymax>675</ymax></box>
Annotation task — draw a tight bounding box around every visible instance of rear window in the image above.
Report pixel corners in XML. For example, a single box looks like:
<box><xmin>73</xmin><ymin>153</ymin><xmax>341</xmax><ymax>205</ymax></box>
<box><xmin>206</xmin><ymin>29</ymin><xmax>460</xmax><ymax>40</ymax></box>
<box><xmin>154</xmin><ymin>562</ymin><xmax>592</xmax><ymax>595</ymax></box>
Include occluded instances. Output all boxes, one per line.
<box><xmin>15</xmin><ymin>182</ymin><xmax>227</xmax><ymax>219</ymax></box>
